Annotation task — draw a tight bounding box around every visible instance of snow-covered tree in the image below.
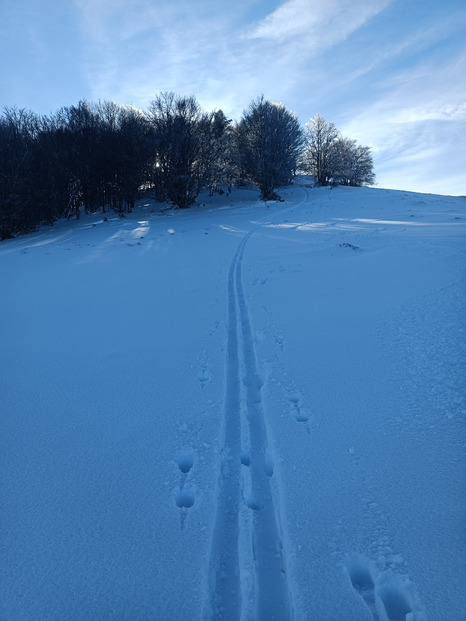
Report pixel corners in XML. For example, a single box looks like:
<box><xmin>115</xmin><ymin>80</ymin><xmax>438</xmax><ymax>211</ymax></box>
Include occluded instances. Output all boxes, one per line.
<box><xmin>302</xmin><ymin>114</ymin><xmax>375</xmax><ymax>187</ymax></box>
<box><xmin>346</xmin><ymin>143</ymin><xmax>375</xmax><ymax>187</ymax></box>
<box><xmin>200</xmin><ymin>109</ymin><xmax>237</xmax><ymax>195</ymax></box>
<box><xmin>236</xmin><ymin>97</ymin><xmax>304</xmax><ymax>200</ymax></box>
<box><xmin>301</xmin><ymin>113</ymin><xmax>339</xmax><ymax>186</ymax></box>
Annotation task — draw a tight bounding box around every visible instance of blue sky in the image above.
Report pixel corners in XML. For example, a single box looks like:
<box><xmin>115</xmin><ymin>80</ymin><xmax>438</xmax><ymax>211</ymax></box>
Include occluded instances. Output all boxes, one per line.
<box><xmin>1</xmin><ymin>0</ymin><xmax>465</xmax><ymax>196</ymax></box>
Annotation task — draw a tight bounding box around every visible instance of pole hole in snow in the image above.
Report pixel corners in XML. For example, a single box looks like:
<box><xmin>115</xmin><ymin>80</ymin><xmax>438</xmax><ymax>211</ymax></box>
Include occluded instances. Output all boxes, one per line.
<box><xmin>293</xmin><ymin>409</ymin><xmax>310</xmax><ymax>423</ymax></box>
<box><xmin>176</xmin><ymin>454</ymin><xmax>194</xmax><ymax>474</ymax></box>
<box><xmin>288</xmin><ymin>391</ymin><xmax>310</xmax><ymax>423</ymax></box>
<box><xmin>175</xmin><ymin>490</ymin><xmax>195</xmax><ymax>508</ymax></box>
<box><xmin>197</xmin><ymin>367</ymin><xmax>211</xmax><ymax>387</ymax></box>
<box><xmin>287</xmin><ymin>393</ymin><xmax>301</xmax><ymax>405</ymax></box>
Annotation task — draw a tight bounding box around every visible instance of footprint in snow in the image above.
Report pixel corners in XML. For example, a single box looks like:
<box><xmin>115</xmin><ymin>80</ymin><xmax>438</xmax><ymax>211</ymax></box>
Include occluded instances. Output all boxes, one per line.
<box><xmin>377</xmin><ymin>574</ymin><xmax>413</xmax><ymax>621</ymax></box>
<box><xmin>346</xmin><ymin>554</ymin><xmax>414</xmax><ymax>621</ymax></box>
<box><xmin>346</xmin><ymin>554</ymin><xmax>379</xmax><ymax>619</ymax></box>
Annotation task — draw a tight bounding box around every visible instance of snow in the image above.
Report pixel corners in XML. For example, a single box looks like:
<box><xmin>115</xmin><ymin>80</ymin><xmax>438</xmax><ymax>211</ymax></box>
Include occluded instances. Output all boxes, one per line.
<box><xmin>0</xmin><ymin>183</ymin><xmax>465</xmax><ymax>621</ymax></box>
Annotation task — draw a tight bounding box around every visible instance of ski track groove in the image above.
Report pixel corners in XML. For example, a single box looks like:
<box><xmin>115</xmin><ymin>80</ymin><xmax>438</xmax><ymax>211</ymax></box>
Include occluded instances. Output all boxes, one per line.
<box><xmin>206</xmin><ymin>188</ymin><xmax>310</xmax><ymax>620</ymax></box>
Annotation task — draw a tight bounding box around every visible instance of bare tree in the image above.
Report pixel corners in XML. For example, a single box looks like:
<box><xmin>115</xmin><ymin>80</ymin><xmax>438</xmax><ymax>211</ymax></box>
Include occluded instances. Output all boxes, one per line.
<box><xmin>114</xmin><ymin>106</ymin><xmax>152</xmax><ymax>211</ymax></box>
<box><xmin>236</xmin><ymin>96</ymin><xmax>304</xmax><ymax>200</ymax></box>
<box><xmin>301</xmin><ymin>113</ymin><xmax>340</xmax><ymax>186</ymax></box>
<box><xmin>147</xmin><ymin>92</ymin><xmax>212</xmax><ymax>208</ymax></box>
<box><xmin>302</xmin><ymin>114</ymin><xmax>375</xmax><ymax>187</ymax></box>
<box><xmin>0</xmin><ymin>107</ymin><xmax>41</xmax><ymax>238</ymax></box>
<box><xmin>94</xmin><ymin>101</ymin><xmax>152</xmax><ymax>213</ymax></box>
<box><xmin>55</xmin><ymin>100</ymin><xmax>106</xmax><ymax>217</ymax></box>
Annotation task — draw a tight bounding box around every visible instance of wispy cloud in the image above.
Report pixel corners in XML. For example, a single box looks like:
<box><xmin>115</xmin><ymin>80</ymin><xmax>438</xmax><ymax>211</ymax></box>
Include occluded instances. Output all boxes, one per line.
<box><xmin>339</xmin><ymin>49</ymin><xmax>466</xmax><ymax>196</ymax></box>
<box><xmin>73</xmin><ymin>0</ymin><xmax>237</xmax><ymax>109</ymax></box>
<box><xmin>388</xmin><ymin>103</ymin><xmax>466</xmax><ymax>124</ymax></box>
<box><xmin>341</xmin><ymin>44</ymin><xmax>466</xmax><ymax>137</ymax></box>
<box><xmin>248</xmin><ymin>0</ymin><xmax>393</xmax><ymax>48</ymax></box>
<box><xmin>72</xmin><ymin>0</ymin><xmax>397</xmax><ymax>116</ymax></box>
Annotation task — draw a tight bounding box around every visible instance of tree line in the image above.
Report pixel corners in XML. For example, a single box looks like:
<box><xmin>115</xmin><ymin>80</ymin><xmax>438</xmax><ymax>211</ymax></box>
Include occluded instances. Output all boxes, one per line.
<box><xmin>0</xmin><ymin>94</ymin><xmax>375</xmax><ymax>240</ymax></box>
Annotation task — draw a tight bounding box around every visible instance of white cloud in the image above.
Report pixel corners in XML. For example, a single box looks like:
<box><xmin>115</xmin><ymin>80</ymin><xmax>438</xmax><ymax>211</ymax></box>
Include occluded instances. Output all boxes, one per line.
<box><xmin>341</xmin><ymin>97</ymin><xmax>466</xmax><ymax>196</ymax></box>
<box><xmin>388</xmin><ymin>103</ymin><xmax>466</xmax><ymax>124</ymax></box>
<box><xmin>248</xmin><ymin>0</ymin><xmax>393</xmax><ymax>49</ymax></box>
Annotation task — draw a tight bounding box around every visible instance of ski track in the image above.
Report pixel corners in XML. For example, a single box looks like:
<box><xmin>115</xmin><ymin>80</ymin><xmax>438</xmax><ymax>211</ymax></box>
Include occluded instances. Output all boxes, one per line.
<box><xmin>206</xmin><ymin>190</ymin><xmax>310</xmax><ymax>620</ymax></box>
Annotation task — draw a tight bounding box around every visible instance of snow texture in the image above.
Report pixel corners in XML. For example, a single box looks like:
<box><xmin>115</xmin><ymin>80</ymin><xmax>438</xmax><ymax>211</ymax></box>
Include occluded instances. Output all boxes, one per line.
<box><xmin>1</xmin><ymin>183</ymin><xmax>465</xmax><ymax>620</ymax></box>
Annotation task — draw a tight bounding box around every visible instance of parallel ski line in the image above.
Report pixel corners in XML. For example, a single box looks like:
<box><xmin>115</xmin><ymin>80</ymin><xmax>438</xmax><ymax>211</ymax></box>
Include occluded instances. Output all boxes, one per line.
<box><xmin>206</xmin><ymin>242</ymin><xmax>244</xmax><ymax>621</ymax></box>
<box><xmin>207</xmin><ymin>188</ymin><xmax>310</xmax><ymax>620</ymax></box>
<box><xmin>235</xmin><ymin>238</ymin><xmax>292</xmax><ymax>621</ymax></box>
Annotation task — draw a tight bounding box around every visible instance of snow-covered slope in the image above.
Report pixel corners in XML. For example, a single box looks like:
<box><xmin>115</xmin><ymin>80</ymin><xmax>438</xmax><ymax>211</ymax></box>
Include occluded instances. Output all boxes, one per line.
<box><xmin>1</xmin><ymin>184</ymin><xmax>465</xmax><ymax>621</ymax></box>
